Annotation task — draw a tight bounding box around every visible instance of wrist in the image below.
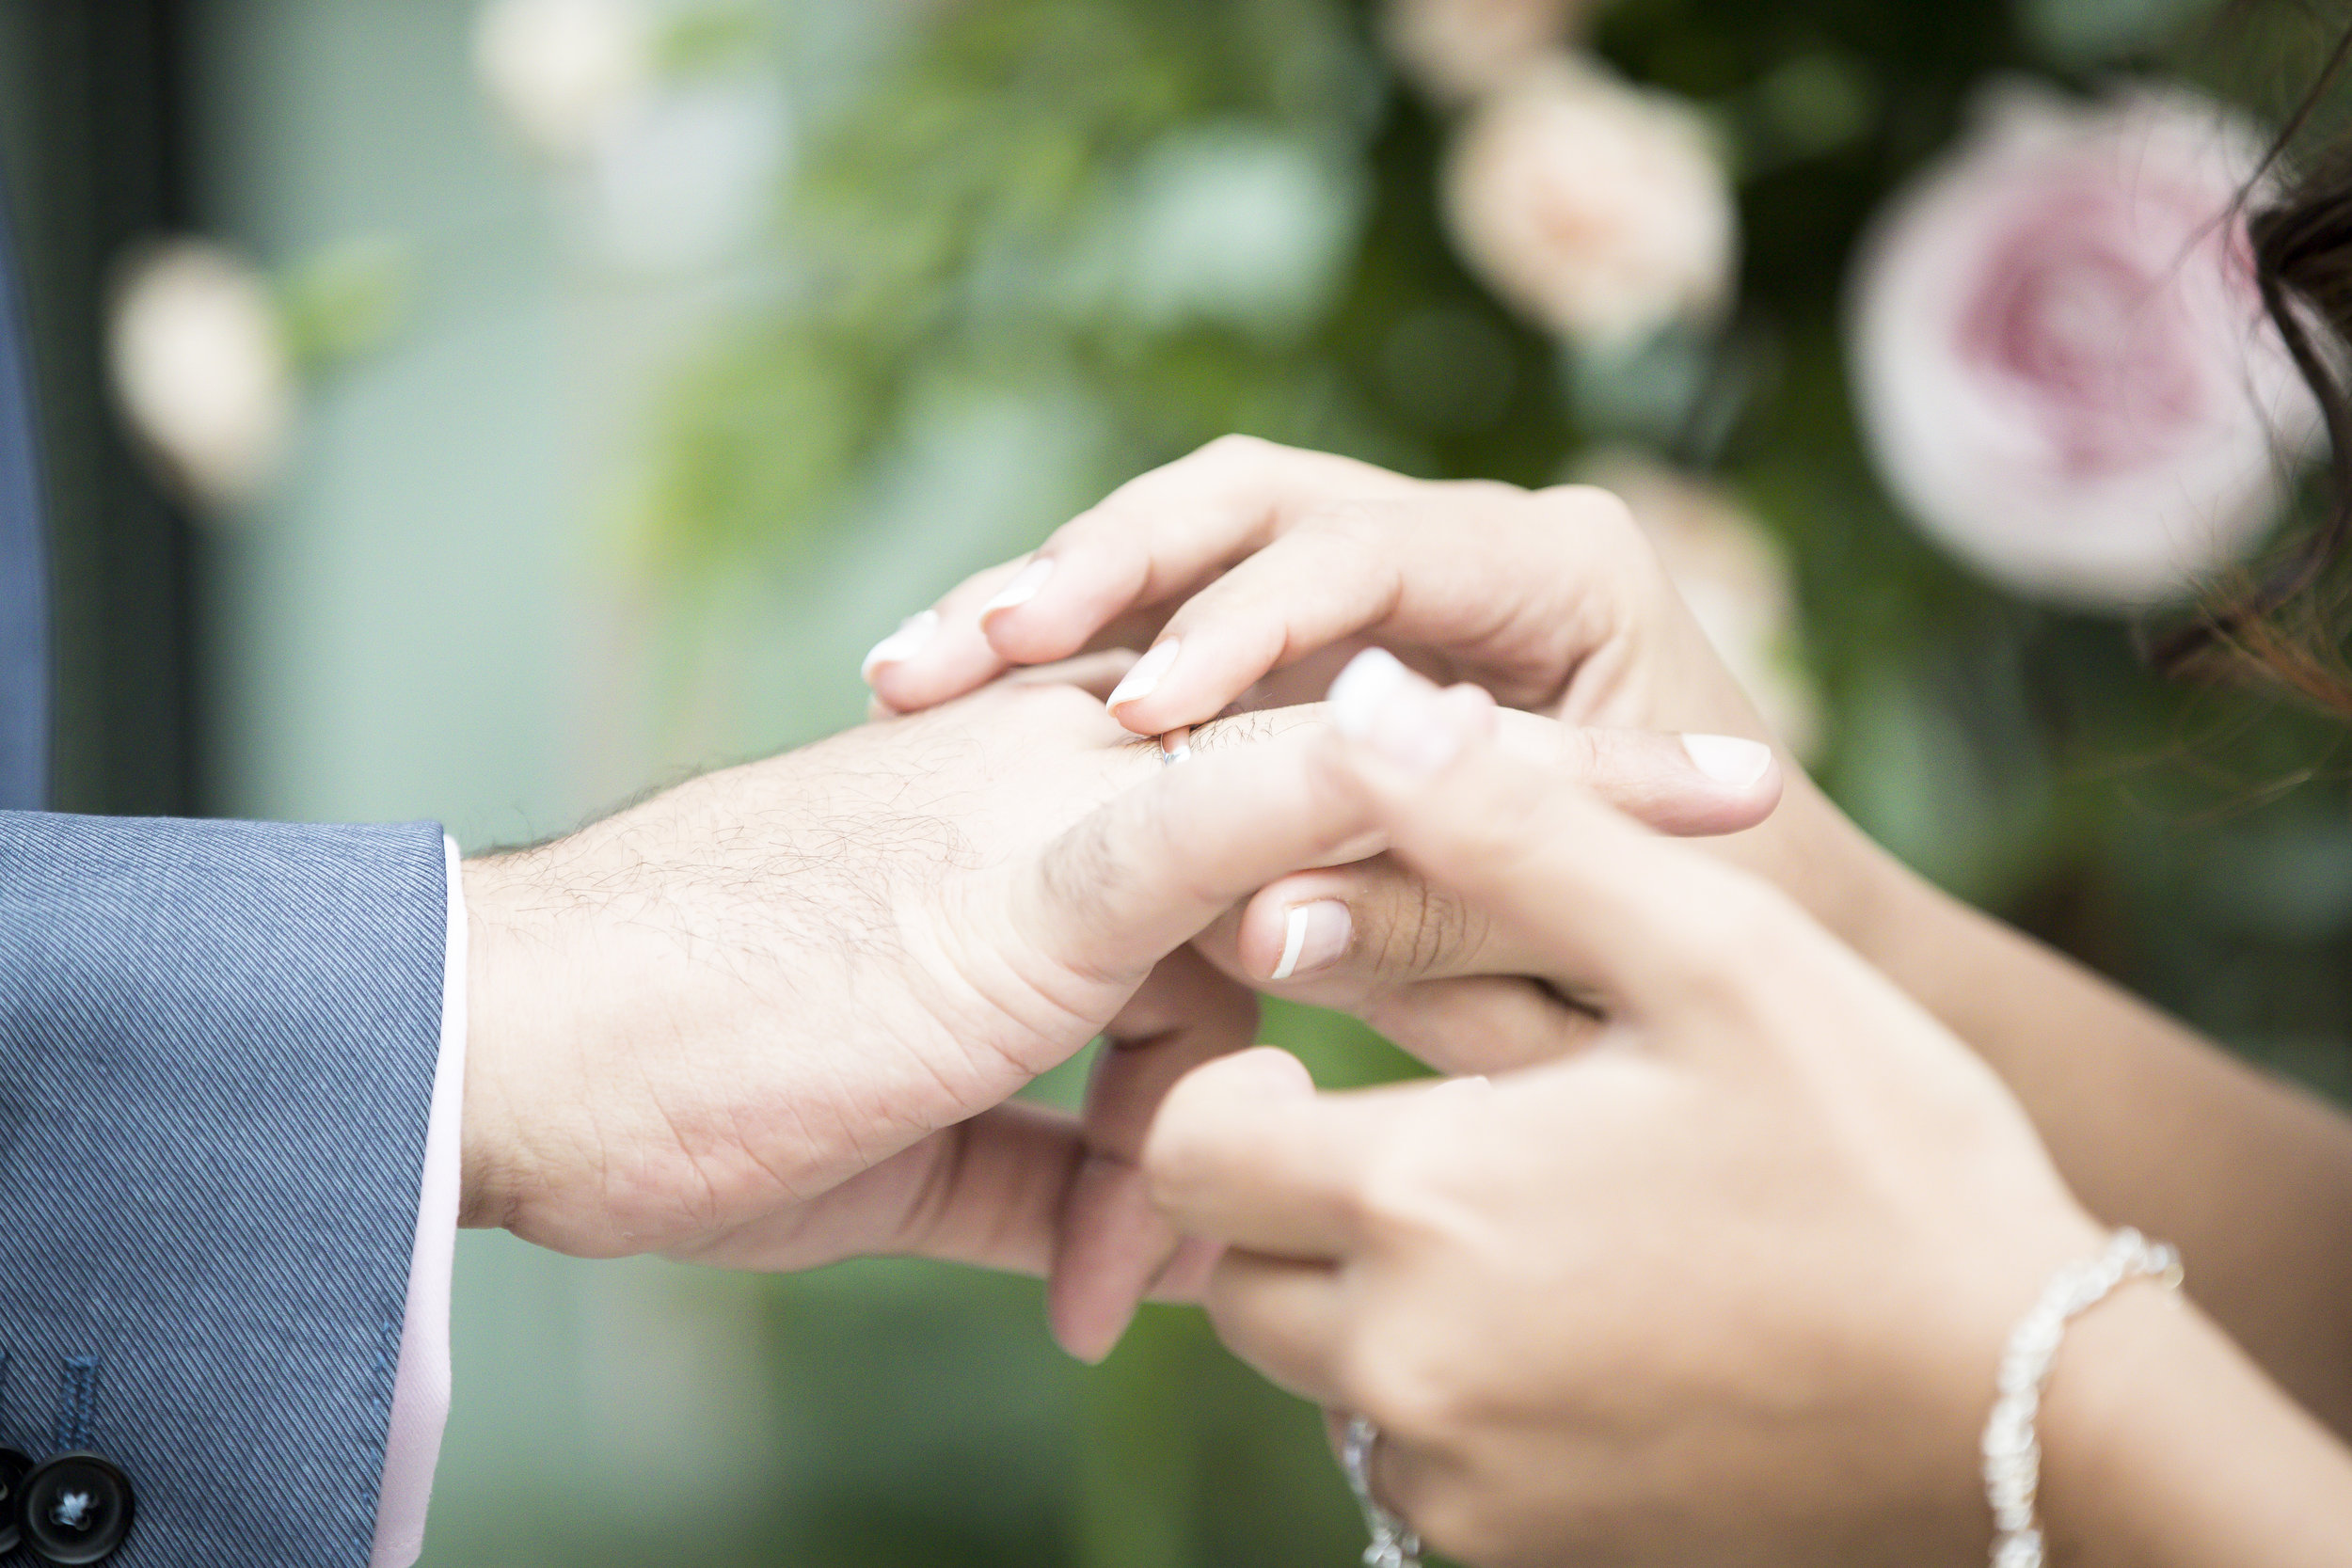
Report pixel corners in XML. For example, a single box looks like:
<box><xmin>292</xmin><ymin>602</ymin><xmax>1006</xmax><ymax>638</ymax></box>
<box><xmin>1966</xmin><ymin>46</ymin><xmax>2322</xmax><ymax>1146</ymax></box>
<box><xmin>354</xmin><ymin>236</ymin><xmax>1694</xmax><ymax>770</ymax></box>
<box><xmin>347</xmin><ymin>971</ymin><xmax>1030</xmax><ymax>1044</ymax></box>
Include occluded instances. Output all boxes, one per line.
<box><xmin>2030</xmin><ymin>1274</ymin><xmax>2352</xmax><ymax>1568</ymax></box>
<box><xmin>1740</xmin><ymin>767</ymin><xmax>1926</xmax><ymax>965</ymax></box>
<box><xmin>456</xmin><ymin>851</ymin><xmax>566</xmax><ymax>1232</ymax></box>
<box><xmin>2031</xmin><ymin>1282</ymin><xmax>2207</xmax><ymax>1567</ymax></box>
<box><xmin>1981</xmin><ymin>1229</ymin><xmax>2181</xmax><ymax>1567</ymax></box>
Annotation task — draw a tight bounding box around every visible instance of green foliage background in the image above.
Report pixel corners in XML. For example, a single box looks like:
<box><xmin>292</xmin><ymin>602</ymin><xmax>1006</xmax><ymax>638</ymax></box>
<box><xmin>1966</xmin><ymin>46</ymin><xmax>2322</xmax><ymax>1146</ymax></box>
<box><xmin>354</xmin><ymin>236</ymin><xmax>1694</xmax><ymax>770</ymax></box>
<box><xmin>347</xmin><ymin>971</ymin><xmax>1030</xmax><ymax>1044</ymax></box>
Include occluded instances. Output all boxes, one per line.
<box><xmin>631</xmin><ymin>0</ymin><xmax>2352</xmax><ymax>1561</ymax></box>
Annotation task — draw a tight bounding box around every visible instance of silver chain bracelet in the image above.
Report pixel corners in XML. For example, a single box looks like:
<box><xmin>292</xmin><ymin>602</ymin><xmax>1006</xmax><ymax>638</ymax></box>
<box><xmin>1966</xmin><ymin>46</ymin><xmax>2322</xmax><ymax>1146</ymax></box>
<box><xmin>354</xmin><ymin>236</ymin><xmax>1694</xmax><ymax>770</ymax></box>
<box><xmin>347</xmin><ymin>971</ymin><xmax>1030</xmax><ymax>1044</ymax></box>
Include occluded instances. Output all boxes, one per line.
<box><xmin>1981</xmin><ymin>1227</ymin><xmax>2183</xmax><ymax>1568</ymax></box>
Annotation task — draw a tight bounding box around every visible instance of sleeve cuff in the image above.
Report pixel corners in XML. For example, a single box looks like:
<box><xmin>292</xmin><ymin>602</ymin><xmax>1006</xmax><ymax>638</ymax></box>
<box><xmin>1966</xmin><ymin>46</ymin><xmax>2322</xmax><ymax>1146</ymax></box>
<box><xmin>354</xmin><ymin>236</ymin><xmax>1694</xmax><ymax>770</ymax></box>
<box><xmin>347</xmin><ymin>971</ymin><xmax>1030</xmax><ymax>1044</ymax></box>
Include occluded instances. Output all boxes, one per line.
<box><xmin>369</xmin><ymin>833</ymin><xmax>467</xmax><ymax>1567</ymax></box>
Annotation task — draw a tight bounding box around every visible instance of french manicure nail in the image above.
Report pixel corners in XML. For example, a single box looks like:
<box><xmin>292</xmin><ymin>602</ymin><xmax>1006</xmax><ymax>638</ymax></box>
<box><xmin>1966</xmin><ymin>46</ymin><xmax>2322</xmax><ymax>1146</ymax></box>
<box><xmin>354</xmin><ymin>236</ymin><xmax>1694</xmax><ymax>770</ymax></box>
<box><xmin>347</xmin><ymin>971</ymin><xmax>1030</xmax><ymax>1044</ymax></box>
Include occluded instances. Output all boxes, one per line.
<box><xmin>861</xmin><ymin>610</ymin><xmax>939</xmax><ymax>681</ymax></box>
<box><xmin>979</xmin><ymin>557</ymin><xmax>1054</xmax><ymax>621</ymax></box>
<box><xmin>1327</xmin><ymin>647</ymin><xmax>1409</xmax><ymax>737</ymax></box>
<box><xmin>1106</xmin><ymin>639</ymin><xmax>1180</xmax><ymax>710</ymax></box>
<box><xmin>1269</xmin><ymin>900</ymin><xmax>1351</xmax><ymax>981</ymax></box>
<box><xmin>1327</xmin><ymin>648</ymin><xmax>1463</xmax><ymax>776</ymax></box>
<box><xmin>1680</xmin><ymin>734</ymin><xmax>1773</xmax><ymax>789</ymax></box>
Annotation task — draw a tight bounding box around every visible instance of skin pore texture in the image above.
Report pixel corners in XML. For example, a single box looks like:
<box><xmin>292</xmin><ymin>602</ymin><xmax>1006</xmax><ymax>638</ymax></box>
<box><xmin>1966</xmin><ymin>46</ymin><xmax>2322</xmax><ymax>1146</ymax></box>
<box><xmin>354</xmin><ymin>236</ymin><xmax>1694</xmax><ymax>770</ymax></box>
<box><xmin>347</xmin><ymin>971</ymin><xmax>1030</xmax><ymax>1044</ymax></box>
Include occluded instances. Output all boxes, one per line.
<box><xmin>872</xmin><ymin>435</ymin><xmax>2352</xmax><ymax>1563</ymax></box>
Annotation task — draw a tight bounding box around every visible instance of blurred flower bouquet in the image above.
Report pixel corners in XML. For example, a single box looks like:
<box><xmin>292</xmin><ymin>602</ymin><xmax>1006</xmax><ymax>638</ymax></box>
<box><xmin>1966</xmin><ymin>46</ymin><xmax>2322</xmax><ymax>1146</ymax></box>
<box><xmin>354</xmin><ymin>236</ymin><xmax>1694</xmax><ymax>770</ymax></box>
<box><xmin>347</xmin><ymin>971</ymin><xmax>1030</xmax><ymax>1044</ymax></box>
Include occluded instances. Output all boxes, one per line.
<box><xmin>469</xmin><ymin>0</ymin><xmax>2352</xmax><ymax>1560</ymax></box>
<box><xmin>596</xmin><ymin>0</ymin><xmax>2352</xmax><ymax>1059</ymax></box>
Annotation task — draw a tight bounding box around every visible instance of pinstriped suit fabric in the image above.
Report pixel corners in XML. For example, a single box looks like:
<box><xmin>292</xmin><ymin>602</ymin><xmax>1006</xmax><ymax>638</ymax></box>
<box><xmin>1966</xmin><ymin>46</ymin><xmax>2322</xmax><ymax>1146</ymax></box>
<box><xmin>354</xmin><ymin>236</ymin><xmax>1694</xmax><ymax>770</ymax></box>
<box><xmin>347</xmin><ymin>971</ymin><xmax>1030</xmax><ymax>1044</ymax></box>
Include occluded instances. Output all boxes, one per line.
<box><xmin>0</xmin><ymin>812</ymin><xmax>445</xmax><ymax>1565</ymax></box>
<box><xmin>0</xmin><ymin>174</ymin><xmax>46</xmax><ymax>813</ymax></box>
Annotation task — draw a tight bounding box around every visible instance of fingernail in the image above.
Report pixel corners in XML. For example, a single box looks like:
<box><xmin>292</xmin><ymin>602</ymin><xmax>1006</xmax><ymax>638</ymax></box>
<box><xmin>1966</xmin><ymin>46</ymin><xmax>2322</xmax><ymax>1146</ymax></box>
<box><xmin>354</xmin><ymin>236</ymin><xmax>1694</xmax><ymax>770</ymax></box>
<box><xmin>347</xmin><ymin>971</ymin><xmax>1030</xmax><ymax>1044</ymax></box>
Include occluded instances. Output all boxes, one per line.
<box><xmin>1106</xmin><ymin>639</ymin><xmax>1180</xmax><ymax>711</ymax></box>
<box><xmin>1680</xmin><ymin>734</ymin><xmax>1772</xmax><ymax>789</ymax></box>
<box><xmin>979</xmin><ymin>557</ymin><xmax>1054</xmax><ymax>622</ymax></box>
<box><xmin>1327</xmin><ymin>647</ymin><xmax>1408</xmax><ymax>733</ymax></box>
<box><xmin>861</xmin><ymin>610</ymin><xmax>939</xmax><ymax>681</ymax></box>
<box><xmin>1268</xmin><ymin>899</ymin><xmax>1351</xmax><ymax>981</ymax></box>
<box><xmin>1327</xmin><ymin>648</ymin><xmax>1463</xmax><ymax>776</ymax></box>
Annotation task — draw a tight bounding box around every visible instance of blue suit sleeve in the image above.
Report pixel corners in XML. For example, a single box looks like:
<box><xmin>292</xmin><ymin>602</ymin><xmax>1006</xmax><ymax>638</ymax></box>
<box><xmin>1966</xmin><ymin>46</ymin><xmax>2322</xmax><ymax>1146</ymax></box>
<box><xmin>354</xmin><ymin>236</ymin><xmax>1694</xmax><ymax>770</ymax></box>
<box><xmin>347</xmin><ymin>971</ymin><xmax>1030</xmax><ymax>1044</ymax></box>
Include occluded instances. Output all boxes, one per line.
<box><xmin>0</xmin><ymin>812</ymin><xmax>448</xmax><ymax>1566</ymax></box>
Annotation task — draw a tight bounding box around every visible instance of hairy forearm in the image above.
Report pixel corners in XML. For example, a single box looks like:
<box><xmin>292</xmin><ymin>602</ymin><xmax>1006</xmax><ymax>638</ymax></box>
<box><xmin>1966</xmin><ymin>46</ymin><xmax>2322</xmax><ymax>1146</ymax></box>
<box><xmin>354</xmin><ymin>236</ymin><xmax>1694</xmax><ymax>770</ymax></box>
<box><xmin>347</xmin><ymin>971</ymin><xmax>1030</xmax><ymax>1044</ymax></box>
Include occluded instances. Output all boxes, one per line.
<box><xmin>1773</xmin><ymin>778</ymin><xmax>2352</xmax><ymax>1433</ymax></box>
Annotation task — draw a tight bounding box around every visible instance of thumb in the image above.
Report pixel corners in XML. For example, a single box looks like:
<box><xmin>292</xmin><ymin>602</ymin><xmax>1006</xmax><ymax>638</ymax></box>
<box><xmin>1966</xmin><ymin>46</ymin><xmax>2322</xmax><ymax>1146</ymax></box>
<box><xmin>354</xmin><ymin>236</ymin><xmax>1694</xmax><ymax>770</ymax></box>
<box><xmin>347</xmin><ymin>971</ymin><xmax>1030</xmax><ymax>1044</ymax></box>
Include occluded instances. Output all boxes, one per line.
<box><xmin>1323</xmin><ymin>650</ymin><xmax>1799</xmax><ymax>1046</ymax></box>
<box><xmin>1012</xmin><ymin>725</ymin><xmax>1385</xmax><ymax>988</ymax></box>
<box><xmin>1142</xmin><ymin>1047</ymin><xmax>1372</xmax><ymax>1260</ymax></box>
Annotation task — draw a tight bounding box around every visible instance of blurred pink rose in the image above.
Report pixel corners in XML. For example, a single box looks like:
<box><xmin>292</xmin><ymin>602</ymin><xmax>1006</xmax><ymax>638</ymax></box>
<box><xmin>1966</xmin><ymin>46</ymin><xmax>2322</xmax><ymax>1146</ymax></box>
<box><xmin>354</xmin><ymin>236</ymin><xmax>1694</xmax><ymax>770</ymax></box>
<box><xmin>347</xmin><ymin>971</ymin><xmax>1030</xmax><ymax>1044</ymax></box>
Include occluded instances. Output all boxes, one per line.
<box><xmin>1851</xmin><ymin>84</ymin><xmax>2318</xmax><ymax>609</ymax></box>
<box><xmin>1382</xmin><ymin>0</ymin><xmax>1595</xmax><ymax>105</ymax></box>
<box><xmin>1444</xmin><ymin>57</ymin><xmax>1736</xmax><ymax>349</ymax></box>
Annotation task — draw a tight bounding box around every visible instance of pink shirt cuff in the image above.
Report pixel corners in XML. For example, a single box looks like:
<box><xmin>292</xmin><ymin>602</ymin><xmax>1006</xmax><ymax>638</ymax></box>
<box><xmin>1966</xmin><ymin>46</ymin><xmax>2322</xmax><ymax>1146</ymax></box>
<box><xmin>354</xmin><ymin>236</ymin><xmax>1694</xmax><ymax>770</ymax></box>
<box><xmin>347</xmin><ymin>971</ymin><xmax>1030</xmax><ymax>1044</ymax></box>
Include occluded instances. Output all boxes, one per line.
<box><xmin>369</xmin><ymin>834</ymin><xmax>466</xmax><ymax>1567</ymax></box>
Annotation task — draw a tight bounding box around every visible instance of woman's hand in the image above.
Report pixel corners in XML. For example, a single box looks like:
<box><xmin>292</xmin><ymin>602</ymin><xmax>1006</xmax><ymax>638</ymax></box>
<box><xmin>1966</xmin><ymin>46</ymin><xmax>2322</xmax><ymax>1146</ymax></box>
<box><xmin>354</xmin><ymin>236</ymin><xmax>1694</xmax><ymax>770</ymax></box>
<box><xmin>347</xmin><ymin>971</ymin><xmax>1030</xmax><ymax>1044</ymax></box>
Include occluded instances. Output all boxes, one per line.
<box><xmin>863</xmin><ymin>436</ymin><xmax>1758</xmax><ymax>739</ymax></box>
<box><xmin>1143</xmin><ymin>654</ymin><xmax>2109</xmax><ymax>1567</ymax></box>
<box><xmin>863</xmin><ymin>436</ymin><xmax>1891</xmax><ymax>994</ymax></box>
<box><xmin>1047</xmin><ymin>696</ymin><xmax>1782</xmax><ymax>1361</ymax></box>
<box><xmin>876</xmin><ymin>441</ymin><xmax>2352</xmax><ymax>1463</ymax></box>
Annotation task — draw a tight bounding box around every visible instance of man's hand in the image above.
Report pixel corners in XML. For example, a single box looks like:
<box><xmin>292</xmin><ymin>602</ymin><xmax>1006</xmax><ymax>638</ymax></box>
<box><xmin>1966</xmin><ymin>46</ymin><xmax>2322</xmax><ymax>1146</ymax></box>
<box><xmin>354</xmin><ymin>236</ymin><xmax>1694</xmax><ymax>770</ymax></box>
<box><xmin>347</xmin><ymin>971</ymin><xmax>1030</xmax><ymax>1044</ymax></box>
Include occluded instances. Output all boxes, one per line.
<box><xmin>458</xmin><ymin>675</ymin><xmax>1314</xmax><ymax>1270</ymax></box>
<box><xmin>453</xmin><ymin>670</ymin><xmax>1777</xmax><ymax>1359</ymax></box>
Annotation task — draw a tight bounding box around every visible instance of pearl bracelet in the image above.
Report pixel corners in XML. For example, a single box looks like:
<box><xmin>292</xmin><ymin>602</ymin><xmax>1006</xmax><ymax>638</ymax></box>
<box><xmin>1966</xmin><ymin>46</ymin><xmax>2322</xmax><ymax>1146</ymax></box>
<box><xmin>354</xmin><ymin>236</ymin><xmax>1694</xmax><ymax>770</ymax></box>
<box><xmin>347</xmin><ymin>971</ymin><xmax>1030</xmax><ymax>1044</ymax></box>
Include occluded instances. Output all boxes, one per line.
<box><xmin>1981</xmin><ymin>1227</ymin><xmax>2183</xmax><ymax>1568</ymax></box>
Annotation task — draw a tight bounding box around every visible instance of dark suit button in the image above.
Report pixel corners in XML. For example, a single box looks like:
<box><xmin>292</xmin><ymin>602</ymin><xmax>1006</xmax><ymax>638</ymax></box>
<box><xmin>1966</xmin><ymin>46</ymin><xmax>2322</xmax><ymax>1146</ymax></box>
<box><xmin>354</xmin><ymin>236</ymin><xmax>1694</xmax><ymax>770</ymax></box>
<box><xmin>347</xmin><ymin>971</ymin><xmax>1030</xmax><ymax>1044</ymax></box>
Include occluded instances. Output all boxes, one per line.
<box><xmin>20</xmin><ymin>1452</ymin><xmax>133</xmax><ymax>1564</ymax></box>
<box><xmin>0</xmin><ymin>1447</ymin><xmax>31</xmax><ymax>1551</ymax></box>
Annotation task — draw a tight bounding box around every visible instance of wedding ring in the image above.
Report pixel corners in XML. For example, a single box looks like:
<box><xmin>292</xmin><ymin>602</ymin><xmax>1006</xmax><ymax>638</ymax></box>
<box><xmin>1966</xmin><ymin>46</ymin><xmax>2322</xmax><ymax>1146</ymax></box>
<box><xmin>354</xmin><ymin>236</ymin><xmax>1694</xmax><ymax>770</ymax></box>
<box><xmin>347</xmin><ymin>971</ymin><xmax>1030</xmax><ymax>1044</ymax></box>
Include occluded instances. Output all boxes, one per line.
<box><xmin>1341</xmin><ymin>1414</ymin><xmax>1422</xmax><ymax>1568</ymax></box>
<box><xmin>1157</xmin><ymin>726</ymin><xmax>1192</xmax><ymax>766</ymax></box>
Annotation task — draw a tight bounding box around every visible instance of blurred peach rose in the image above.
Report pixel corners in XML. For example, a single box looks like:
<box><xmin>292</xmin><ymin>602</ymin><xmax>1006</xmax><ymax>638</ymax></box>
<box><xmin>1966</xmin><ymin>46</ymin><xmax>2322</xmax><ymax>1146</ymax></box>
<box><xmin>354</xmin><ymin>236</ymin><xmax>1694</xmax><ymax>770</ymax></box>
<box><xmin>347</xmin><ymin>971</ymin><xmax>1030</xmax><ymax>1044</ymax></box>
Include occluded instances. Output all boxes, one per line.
<box><xmin>1444</xmin><ymin>57</ymin><xmax>1737</xmax><ymax>349</ymax></box>
<box><xmin>1382</xmin><ymin>0</ymin><xmax>1595</xmax><ymax>105</ymax></box>
<box><xmin>1850</xmin><ymin>84</ymin><xmax>2317</xmax><ymax>609</ymax></box>
<box><xmin>1582</xmin><ymin>451</ymin><xmax>1820</xmax><ymax>757</ymax></box>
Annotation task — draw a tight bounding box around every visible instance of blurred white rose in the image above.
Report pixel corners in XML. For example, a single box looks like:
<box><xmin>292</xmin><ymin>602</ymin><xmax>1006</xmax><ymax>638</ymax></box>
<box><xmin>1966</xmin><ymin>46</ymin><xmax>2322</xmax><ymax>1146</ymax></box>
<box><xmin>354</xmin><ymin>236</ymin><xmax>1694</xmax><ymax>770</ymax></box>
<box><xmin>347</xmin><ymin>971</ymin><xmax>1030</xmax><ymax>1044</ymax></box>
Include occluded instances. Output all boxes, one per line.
<box><xmin>1381</xmin><ymin>0</ymin><xmax>1596</xmax><ymax>105</ymax></box>
<box><xmin>107</xmin><ymin>241</ymin><xmax>295</xmax><ymax>514</ymax></box>
<box><xmin>1443</xmin><ymin>57</ymin><xmax>1737</xmax><ymax>350</ymax></box>
<box><xmin>1582</xmin><ymin>451</ymin><xmax>1820</xmax><ymax>757</ymax></box>
<box><xmin>473</xmin><ymin>0</ymin><xmax>652</xmax><ymax>160</ymax></box>
<box><xmin>1850</xmin><ymin>84</ymin><xmax>2317</xmax><ymax>609</ymax></box>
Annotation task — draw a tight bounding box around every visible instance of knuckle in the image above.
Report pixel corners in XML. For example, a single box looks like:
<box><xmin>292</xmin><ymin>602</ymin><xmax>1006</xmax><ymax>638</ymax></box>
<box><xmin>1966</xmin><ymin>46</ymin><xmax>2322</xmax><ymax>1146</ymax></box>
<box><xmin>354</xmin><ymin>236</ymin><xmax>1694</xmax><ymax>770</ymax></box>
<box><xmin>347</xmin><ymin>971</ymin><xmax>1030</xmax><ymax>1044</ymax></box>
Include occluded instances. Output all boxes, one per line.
<box><xmin>1349</xmin><ymin>1136</ymin><xmax>1458</xmax><ymax>1250</ymax></box>
<box><xmin>1140</xmin><ymin>1138</ymin><xmax>1209</xmax><ymax>1216</ymax></box>
<box><xmin>1551</xmin><ymin>479</ymin><xmax>1634</xmax><ymax>521</ymax></box>
<box><xmin>1161</xmin><ymin>594</ymin><xmax>1292</xmax><ymax>681</ymax></box>
<box><xmin>1374</xmin><ymin>878</ymin><xmax>1483</xmax><ymax>979</ymax></box>
<box><xmin>1197</xmin><ymin>431</ymin><xmax>1277</xmax><ymax>467</ymax></box>
<box><xmin>1552</xmin><ymin>723</ymin><xmax>1605</xmax><ymax>784</ymax></box>
<box><xmin>1539</xmin><ymin>483</ymin><xmax>1669</xmax><ymax>582</ymax></box>
<box><xmin>1293</xmin><ymin>509</ymin><xmax>1407</xmax><ymax>600</ymax></box>
<box><xmin>1539</xmin><ymin>481</ymin><xmax>1639</xmax><ymax>544</ymax></box>
<box><xmin>1042</xmin><ymin>502</ymin><xmax>1145</xmax><ymax>572</ymax></box>
<box><xmin>1139</xmin><ymin>1097</ymin><xmax>1233</xmax><ymax>1212</ymax></box>
<box><xmin>1298</xmin><ymin>499</ymin><xmax>1391</xmax><ymax>546</ymax></box>
<box><xmin>1461</xmin><ymin>476</ymin><xmax>1531</xmax><ymax>504</ymax></box>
